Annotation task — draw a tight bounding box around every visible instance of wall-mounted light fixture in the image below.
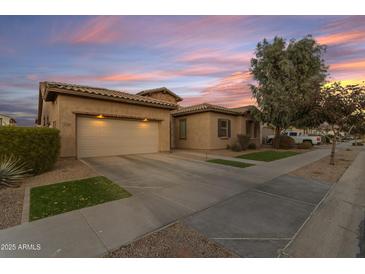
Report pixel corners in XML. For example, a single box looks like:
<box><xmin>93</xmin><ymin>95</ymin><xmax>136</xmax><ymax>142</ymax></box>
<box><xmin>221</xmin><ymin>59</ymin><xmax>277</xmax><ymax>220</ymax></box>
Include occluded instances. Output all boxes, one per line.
<box><xmin>96</xmin><ymin>114</ymin><xmax>104</xmax><ymax>119</ymax></box>
<box><xmin>143</xmin><ymin>118</ymin><xmax>148</xmax><ymax>122</ymax></box>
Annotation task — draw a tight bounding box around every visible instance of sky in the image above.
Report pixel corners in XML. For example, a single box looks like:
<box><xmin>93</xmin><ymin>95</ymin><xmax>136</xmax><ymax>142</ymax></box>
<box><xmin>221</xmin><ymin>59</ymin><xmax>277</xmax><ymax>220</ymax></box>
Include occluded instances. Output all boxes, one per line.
<box><xmin>0</xmin><ymin>15</ymin><xmax>364</xmax><ymax>125</ymax></box>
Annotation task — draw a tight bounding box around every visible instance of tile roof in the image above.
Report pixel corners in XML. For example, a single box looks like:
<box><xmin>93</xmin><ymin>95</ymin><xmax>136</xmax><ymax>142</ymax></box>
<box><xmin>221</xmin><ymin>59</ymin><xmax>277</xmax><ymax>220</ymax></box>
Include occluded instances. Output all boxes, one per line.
<box><xmin>41</xmin><ymin>82</ymin><xmax>178</xmax><ymax>109</ymax></box>
<box><xmin>137</xmin><ymin>87</ymin><xmax>183</xmax><ymax>102</ymax></box>
<box><xmin>229</xmin><ymin>105</ymin><xmax>256</xmax><ymax>113</ymax></box>
<box><xmin>171</xmin><ymin>103</ymin><xmax>250</xmax><ymax>116</ymax></box>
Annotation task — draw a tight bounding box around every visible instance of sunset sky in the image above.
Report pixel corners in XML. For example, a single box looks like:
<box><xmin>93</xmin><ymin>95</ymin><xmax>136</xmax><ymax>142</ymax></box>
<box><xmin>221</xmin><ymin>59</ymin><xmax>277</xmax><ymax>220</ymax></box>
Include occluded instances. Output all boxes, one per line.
<box><xmin>0</xmin><ymin>16</ymin><xmax>364</xmax><ymax>125</ymax></box>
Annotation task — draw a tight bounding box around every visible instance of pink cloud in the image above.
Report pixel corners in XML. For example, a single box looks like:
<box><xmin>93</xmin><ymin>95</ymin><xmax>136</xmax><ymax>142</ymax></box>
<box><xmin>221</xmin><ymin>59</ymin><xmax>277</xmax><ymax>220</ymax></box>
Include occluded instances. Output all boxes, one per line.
<box><xmin>181</xmin><ymin>71</ymin><xmax>255</xmax><ymax>107</ymax></box>
<box><xmin>52</xmin><ymin>16</ymin><xmax>122</xmax><ymax>44</ymax></box>
<box><xmin>98</xmin><ymin>65</ymin><xmax>229</xmax><ymax>82</ymax></box>
<box><xmin>317</xmin><ymin>30</ymin><xmax>365</xmax><ymax>46</ymax></box>
<box><xmin>178</xmin><ymin>49</ymin><xmax>252</xmax><ymax>67</ymax></box>
<box><xmin>24</xmin><ymin>64</ymin><xmax>230</xmax><ymax>87</ymax></box>
<box><xmin>330</xmin><ymin>59</ymin><xmax>365</xmax><ymax>71</ymax></box>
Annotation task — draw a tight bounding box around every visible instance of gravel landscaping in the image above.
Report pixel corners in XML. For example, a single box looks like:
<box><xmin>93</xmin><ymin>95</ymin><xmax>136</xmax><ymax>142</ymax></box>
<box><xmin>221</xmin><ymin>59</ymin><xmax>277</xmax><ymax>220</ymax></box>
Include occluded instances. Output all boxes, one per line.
<box><xmin>0</xmin><ymin>158</ymin><xmax>97</xmax><ymax>229</ymax></box>
<box><xmin>0</xmin><ymin>187</ymin><xmax>24</xmax><ymax>229</ymax></box>
<box><xmin>106</xmin><ymin>222</ymin><xmax>237</xmax><ymax>258</ymax></box>
<box><xmin>289</xmin><ymin>147</ymin><xmax>361</xmax><ymax>183</ymax></box>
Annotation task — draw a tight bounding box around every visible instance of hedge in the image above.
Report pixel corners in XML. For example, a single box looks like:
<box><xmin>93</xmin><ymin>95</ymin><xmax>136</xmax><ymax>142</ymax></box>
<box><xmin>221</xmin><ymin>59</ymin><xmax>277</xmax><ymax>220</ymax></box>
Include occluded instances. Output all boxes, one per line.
<box><xmin>0</xmin><ymin>126</ymin><xmax>60</xmax><ymax>174</ymax></box>
<box><xmin>273</xmin><ymin>135</ymin><xmax>295</xmax><ymax>149</ymax></box>
<box><xmin>237</xmin><ymin>134</ymin><xmax>250</xmax><ymax>150</ymax></box>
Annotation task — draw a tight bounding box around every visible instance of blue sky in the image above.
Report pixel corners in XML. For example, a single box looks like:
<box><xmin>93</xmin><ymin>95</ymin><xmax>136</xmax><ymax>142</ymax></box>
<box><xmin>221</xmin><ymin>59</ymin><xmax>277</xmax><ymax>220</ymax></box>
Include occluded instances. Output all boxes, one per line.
<box><xmin>0</xmin><ymin>16</ymin><xmax>364</xmax><ymax>125</ymax></box>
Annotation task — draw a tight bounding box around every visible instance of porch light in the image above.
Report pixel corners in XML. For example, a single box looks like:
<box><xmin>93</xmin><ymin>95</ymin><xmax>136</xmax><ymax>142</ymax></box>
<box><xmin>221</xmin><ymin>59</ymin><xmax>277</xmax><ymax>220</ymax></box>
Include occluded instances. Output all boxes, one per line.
<box><xmin>96</xmin><ymin>114</ymin><xmax>104</xmax><ymax>119</ymax></box>
<box><xmin>143</xmin><ymin>118</ymin><xmax>148</xmax><ymax>122</ymax></box>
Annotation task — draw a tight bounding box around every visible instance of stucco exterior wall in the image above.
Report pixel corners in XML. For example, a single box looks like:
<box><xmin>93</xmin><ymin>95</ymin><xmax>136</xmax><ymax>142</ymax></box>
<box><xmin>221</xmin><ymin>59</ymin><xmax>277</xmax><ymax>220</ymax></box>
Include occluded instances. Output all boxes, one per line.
<box><xmin>56</xmin><ymin>94</ymin><xmax>171</xmax><ymax>157</ymax></box>
<box><xmin>173</xmin><ymin>112</ymin><xmax>211</xmax><ymax>149</ymax></box>
<box><xmin>207</xmin><ymin>112</ymin><xmax>240</xmax><ymax>149</ymax></box>
<box><xmin>40</xmin><ymin>97</ymin><xmax>60</xmax><ymax>128</ymax></box>
<box><xmin>173</xmin><ymin>112</ymin><xmax>262</xmax><ymax>150</ymax></box>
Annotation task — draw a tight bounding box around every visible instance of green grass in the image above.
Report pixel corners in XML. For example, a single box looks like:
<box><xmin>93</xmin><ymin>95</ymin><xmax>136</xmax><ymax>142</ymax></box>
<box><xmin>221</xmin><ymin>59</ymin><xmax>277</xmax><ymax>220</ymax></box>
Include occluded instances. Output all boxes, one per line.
<box><xmin>207</xmin><ymin>159</ymin><xmax>254</xmax><ymax>168</ymax></box>
<box><xmin>235</xmin><ymin>150</ymin><xmax>299</xmax><ymax>162</ymax></box>
<box><xmin>29</xmin><ymin>176</ymin><xmax>131</xmax><ymax>221</ymax></box>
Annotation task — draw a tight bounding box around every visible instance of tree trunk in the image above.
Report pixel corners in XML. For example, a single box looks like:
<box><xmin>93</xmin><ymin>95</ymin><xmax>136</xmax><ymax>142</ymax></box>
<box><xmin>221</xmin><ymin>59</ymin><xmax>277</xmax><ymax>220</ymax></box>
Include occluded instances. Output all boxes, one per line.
<box><xmin>274</xmin><ymin>126</ymin><xmax>281</xmax><ymax>149</ymax></box>
<box><xmin>330</xmin><ymin>127</ymin><xmax>336</xmax><ymax>165</ymax></box>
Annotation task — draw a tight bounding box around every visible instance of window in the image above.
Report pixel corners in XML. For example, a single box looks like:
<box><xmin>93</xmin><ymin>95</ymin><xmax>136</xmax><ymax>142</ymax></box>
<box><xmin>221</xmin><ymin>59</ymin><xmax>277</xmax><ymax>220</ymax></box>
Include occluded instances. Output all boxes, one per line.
<box><xmin>179</xmin><ymin>119</ymin><xmax>187</xmax><ymax>139</ymax></box>
<box><xmin>246</xmin><ymin>120</ymin><xmax>253</xmax><ymax>137</ymax></box>
<box><xmin>289</xmin><ymin>132</ymin><xmax>297</xmax><ymax>137</ymax></box>
<box><xmin>253</xmin><ymin>122</ymin><xmax>259</xmax><ymax>138</ymax></box>
<box><xmin>246</xmin><ymin>121</ymin><xmax>260</xmax><ymax>138</ymax></box>
<box><xmin>218</xmin><ymin>119</ymin><xmax>231</xmax><ymax>138</ymax></box>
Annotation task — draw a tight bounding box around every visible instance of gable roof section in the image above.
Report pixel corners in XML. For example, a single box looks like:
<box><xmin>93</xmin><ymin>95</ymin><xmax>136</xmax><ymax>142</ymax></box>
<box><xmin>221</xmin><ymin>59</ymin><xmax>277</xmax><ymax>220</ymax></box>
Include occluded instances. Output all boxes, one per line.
<box><xmin>40</xmin><ymin>82</ymin><xmax>178</xmax><ymax>110</ymax></box>
<box><xmin>230</xmin><ymin>105</ymin><xmax>256</xmax><ymax>113</ymax></box>
<box><xmin>171</xmin><ymin>103</ymin><xmax>248</xmax><ymax>116</ymax></box>
<box><xmin>137</xmin><ymin>87</ymin><xmax>183</xmax><ymax>102</ymax></box>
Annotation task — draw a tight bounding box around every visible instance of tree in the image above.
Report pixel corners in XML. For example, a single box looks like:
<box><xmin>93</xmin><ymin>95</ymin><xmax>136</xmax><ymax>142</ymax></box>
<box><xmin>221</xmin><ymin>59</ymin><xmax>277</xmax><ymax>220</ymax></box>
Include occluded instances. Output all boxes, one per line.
<box><xmin>318</xmin><ymin>82</ymin><xmax>365</xmax><ymax>164</ymax></box>
<box><xmin>250</xmin><ymin>36</ymin><xmax>328</xmax><ymax>148</ymax></box>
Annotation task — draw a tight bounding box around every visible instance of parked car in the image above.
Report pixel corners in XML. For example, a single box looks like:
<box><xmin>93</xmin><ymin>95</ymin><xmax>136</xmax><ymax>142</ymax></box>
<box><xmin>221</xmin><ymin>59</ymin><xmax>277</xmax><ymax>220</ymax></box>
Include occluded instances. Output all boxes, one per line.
<box><xmin>266</xmin><ymin>130</ymin><xmax>321</xmax><ymax>145</ymax></box>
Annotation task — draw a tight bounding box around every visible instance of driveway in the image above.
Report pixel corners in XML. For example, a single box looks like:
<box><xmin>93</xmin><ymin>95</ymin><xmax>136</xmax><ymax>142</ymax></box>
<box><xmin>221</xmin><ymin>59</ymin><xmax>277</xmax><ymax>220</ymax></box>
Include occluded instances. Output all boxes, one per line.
<box><xmin>184</xmin><ymin>175</ymin><xmax>330</xmax><ymax>257</ymax></box>
<box><xmin>0</xmin><ymin>149</ymin><xmax>332</xmax><ymax>257</ymax></box>
<box><xmin>83</xmin><ymin>152</ymin><xmax>330</xmax><ymax>257</ymax></box>
<box><xmin>82</xmin><ymin>153</ymin><xmax>261</xmax><ymax>212</ymax></box>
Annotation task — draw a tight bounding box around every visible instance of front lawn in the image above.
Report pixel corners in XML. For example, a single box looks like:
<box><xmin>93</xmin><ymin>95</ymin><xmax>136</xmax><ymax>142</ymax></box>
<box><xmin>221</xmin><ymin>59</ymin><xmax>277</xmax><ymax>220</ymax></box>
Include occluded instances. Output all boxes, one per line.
<box><xmin>29</xmin><ymin>176</ymin><xmax>131</xmax><ymax>221</ymax></box>
<box><xmin>207</xmin><ymin>159</ymin><xmax>254</xmax><ymax>168</ymax></box>
<box><xmin>236</xmin><ymin>150</ymin><xmax>299</xmax><ymax>162</ymax></box>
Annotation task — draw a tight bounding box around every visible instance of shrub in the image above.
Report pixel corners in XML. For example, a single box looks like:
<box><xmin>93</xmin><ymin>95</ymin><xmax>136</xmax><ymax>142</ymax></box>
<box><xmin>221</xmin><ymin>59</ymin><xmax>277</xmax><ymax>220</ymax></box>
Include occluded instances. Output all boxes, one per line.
<box><xmin>248</xmin><ymin>143</ymin><xmax>257</xmax><ymax>149</ymax></box>
<box><xmin>0</xmin><ymin>127</ymin><xmax>60</xmax><ymax>174</ymax></box>
<box><xmin>297</xmin><ymin>142</ymin><xmax>312</xmax><ymax>149</ymax></box>
<box><xmin>231</xmin><ymin>142</ymin><xmax>242</xmax><ymax>152</ymax></box>
<box><xmin>273</xmin><ymin>135</ymin><xmax>295</xmax><ymax>149</ymax></box>
<box><xmin>352</xmin><ymin>142</ymin><xmax>364</xmax><ymax>146</ymax></box>
<box><xmin>237</xmin><ymin>134</ymin><xmax>250</xmax><ymax>150</ymax></box>
<box><xmin>226</xmin><ymin>144</ymin><xmax>231</xmax><ymax>150</ymax></box>
<box><xmin>0</xmin><ymin>155</ymin><xmax>32</xmax><ymax>187</ymax></box>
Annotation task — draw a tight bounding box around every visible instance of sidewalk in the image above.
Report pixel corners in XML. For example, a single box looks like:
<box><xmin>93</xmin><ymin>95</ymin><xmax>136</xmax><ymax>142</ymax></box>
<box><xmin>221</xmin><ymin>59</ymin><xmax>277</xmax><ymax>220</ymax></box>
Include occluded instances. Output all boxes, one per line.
<box><xmin>0</xmin><ymin>147</ymin><xmax>333</xmax><ymax>258</ymax></box>
<box><xmin>281</xmin><ymin>148</ymin><xmax>365</xmax><ymax>257</ymax></box>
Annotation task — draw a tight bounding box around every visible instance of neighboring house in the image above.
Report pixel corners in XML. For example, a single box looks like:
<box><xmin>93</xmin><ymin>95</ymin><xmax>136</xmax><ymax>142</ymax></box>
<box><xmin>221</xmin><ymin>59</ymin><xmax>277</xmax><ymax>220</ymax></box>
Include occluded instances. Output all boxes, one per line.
<box><xmin>0</xmin><ymin>114</ymin><xmax>16</xmax><ymax>126</ymax></box>
<box><xmin>37</xmin><ymin>82</ymin><xmax>261</xmax><ymax>158</ymax></box>
<box><xmin>262</xmin><ymin>123</ymin><xmax>275</xmax><ymax>143</ymax></box>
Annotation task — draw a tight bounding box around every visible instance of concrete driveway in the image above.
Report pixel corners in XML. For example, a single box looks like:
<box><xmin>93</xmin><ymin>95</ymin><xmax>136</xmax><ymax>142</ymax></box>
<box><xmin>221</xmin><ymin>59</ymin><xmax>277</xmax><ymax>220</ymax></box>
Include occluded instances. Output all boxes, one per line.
<box><xmin>0</xmin><ymin>148</ymin><xmax>332</xmax><ymax>257</ymax></box>
<box><xmin>184</xmin><ymin>175</ymin><xmax>330</xmax><ymax>257</ymax></box>
<box><xmin>82</xmin><ymin>153</ymin><xmax>261</xmax><ymax>212</ymax></box>
<box><xmin>83</xmin><ymin>152</ymin><xmax>330</xmax><ymax>257</ymax></box>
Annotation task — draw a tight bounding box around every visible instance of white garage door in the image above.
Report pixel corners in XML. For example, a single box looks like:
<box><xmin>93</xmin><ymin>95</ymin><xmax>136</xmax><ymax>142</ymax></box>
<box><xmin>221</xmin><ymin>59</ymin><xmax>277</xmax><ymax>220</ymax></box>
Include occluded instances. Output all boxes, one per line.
<box><xmin>77</xmin><ymin>116</ymin><xmax>159</xmax><ymax>158</ymax></box>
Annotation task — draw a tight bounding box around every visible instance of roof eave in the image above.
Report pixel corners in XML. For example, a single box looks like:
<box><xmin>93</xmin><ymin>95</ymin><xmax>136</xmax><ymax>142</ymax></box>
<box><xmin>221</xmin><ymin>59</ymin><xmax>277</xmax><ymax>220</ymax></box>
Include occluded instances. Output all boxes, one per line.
<box><xmin>46</xmin><ymin>87</ymin><xmax>178</xmax><ymax>110</ymax></box>
<box><xmin>172</xmin><ymin>109</ymin><xmax>241</xmax><ymax>117</ymax></box>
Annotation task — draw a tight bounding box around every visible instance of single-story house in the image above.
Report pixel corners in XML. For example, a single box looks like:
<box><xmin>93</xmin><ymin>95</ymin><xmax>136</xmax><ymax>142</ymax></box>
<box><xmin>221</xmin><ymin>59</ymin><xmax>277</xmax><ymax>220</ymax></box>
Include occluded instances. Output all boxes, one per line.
<box><xmin>172</xmin><ymin>104</ymin><xmax>261</xmax><ymax>150</ymax></box>
<box><xmin>0</xmin><ymin>114</ymin><xmax>16</xmax><ymax>126</ymax></box>
<box><xmin>37</xmin><ymin>82</ymin><xmax>261</xmax><ymax>158</ymax></box>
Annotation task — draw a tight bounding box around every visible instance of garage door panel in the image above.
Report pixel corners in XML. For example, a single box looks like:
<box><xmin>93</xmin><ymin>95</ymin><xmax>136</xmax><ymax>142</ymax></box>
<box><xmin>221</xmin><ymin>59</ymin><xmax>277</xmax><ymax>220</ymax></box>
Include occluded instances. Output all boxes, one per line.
<box><xmin>77</xmin><ymin>117</ymin><xmax>159</xmax><ymax>158</ymax></box>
